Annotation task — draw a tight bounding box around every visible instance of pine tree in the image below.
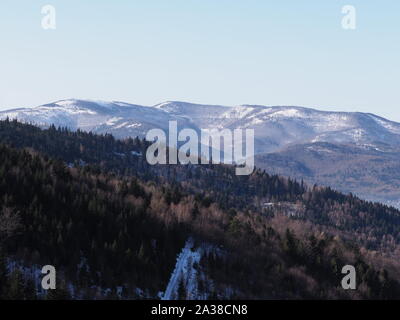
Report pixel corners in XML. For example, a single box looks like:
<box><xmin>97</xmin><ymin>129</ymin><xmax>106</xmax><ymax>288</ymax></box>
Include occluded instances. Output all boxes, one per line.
<box><xmin>0</xmin><ymin>249</ymin><xmax>8</xmax><ymax>299</ymax></box>
<box><xmin>177</xmin><ymin>276</ymin><xmax>187</xmax><ymax>300</ymax></box>
<box><xmin>46</xmin><ymin>279</ymin><xmax>71</xmax><ymax>300</ymax></box>
<box><xmin>24</xmin><ymin>278</ymin><xmax>37</xmax><ymax>300</ymax></box>
<box><xmin>7</xmin><ymin>269</ymin><xmax>25</xmax><ymax>299</ymax></box>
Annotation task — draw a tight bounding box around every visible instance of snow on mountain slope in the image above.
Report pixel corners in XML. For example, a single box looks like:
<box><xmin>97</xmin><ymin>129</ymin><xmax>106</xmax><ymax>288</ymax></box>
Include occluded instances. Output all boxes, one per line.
<box><xmin>0</xmin><ymin>99</ymin><xmax>194</xmax><ymax>139</ymax></box>
<box><xmin>1</xmin><ymin>99</ymin><xmax>400</xmax><ymax>154</ymax></box>
<box><xmin>215</xmin><ymin>106</ymin><xmax>400</xmax><ymax>153</ymax></box>
<box><xmin>154</xmin><ymin>101</ymin><xmax>231</xmax><ymax>128</ymax></box>
<box><xmin>162</xmin><ymin>238</ymin><xmax>226</xmax><ymax>300</ymax></box>
<box><xmin>162</xmin><ymin>238</ymin><xmax>202</xmax><ymax>300</ymax></box>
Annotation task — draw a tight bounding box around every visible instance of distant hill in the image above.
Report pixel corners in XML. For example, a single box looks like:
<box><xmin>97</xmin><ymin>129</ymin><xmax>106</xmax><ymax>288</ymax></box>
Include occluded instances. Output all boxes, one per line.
<box><xmin>256</xmin><ymin>142</ymin><xmax>400</xmax><ymax>208</ymax></box>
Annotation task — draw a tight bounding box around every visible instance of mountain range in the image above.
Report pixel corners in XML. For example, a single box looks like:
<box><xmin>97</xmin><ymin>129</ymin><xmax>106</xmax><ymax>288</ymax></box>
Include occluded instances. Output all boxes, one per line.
<box><xmin>1</xmin><ymin>99</ymin><xmax>400</xmax><ymax>206</ymax></box>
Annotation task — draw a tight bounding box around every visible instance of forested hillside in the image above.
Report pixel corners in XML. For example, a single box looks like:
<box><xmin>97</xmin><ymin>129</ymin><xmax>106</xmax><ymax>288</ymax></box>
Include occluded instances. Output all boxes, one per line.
<box><xmin>1</xmin><ymin>119</ymin><xmax>400</xmax><ymax>251</ymax></box>
<box><xmin>1</xmin><ymin>119</ymin><xmax>400</xmax><ymax>299</ymax></box>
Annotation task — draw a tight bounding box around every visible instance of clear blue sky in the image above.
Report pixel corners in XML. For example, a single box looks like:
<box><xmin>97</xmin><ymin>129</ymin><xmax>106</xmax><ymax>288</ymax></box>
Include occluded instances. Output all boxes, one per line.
<box><xmin>0</xmin><ymin>1</ymin><xmax>399</xmax><ymax>120</ymax></box>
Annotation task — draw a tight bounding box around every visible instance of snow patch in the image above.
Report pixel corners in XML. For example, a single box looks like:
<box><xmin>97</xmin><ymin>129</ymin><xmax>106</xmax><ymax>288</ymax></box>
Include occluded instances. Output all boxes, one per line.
<box><xmin>162</xmin><ymin>238</ymin><xmax>201</xmax><ymax>300</ymax></box>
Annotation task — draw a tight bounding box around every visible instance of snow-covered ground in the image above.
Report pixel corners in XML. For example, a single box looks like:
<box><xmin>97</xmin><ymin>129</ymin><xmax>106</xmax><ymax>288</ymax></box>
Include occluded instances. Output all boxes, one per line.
<box><xmin>161</xmin><ymin>238</ymin><xmax>224</xmax><ymax>300</ymax></box>
<box><xmin>162</xmin><ymin>238</ymin><xmax>202</xmax><ymax>300</ymax></box>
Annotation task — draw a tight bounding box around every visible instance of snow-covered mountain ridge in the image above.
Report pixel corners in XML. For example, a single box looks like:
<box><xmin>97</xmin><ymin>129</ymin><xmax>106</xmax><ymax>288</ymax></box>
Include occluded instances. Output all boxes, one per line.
<box><xmin>1</xmin><ymin>99</ymin><xmax>400</xmax><ymax>154</ymax></box>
